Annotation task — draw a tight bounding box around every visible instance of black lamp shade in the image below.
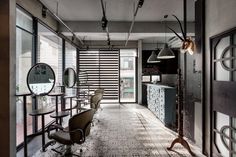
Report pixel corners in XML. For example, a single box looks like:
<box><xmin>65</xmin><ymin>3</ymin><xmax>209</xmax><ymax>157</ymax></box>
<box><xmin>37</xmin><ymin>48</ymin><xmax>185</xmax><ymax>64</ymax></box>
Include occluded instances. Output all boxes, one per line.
<box><xmin>157</xmin><ymin>44</ymin><xmax>175</xmax><ymax>59</ymax></box>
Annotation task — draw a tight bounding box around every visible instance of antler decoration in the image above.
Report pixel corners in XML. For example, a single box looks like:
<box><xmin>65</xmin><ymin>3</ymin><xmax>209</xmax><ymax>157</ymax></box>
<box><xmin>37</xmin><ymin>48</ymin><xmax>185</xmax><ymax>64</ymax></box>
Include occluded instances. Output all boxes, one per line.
<box><xmin>164</xmin><ymin>15</ymin><xmax>195</xmax><ymax>55</ymax></box>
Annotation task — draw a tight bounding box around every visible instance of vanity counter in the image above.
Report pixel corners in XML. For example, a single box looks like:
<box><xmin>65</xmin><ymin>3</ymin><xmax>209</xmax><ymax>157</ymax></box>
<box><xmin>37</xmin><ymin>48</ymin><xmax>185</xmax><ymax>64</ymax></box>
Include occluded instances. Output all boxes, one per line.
<box><xmin>147</xmin><ymin>84</ymin><xmax>176</xmax><ymax>128</ymax></box>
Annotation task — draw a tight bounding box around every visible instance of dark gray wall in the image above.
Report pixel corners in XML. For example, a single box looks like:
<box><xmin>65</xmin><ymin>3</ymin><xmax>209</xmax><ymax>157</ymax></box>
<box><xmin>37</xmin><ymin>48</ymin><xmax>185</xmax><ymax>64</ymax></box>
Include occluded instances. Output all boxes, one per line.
<box><xmin>181</xmin><ymin>52</ymin><xmax>201</xmax><ymax>141</ymax></box>
<box><xmin>0</xmin><ymin>0</ymin><xmax>63</xmax><ymax>155</ymax></box>
<box><xmin>0</xmin><ymin>0</ymin><xmax>16</xmax><ymax>157</ymax></box>
<box><xmin>205</xmin><ymin>0</ymin><xmax>236</xmax><ymax>155</ymax></box>
<box><xmin>138</xmin><ymin>40</ymin><xmax>143</xmax><ymax>104</ymax></box>
<box><xmin>178</xmin><ymin>0</ymin><xmax>203</xmax><ymax>149</ymax></box>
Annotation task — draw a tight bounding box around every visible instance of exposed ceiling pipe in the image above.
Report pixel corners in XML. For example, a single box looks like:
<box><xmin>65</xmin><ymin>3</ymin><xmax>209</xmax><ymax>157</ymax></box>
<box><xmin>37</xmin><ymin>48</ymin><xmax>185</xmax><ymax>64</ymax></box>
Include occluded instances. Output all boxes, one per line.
<box><xmin>125</xmin><ymin>0</ymin><xmax>144</xmax><ymax>46</ymax></box>
<box><xmin>37</xmin><ymin>0</ymin><xmax>85</xmax><ymax>46</ymax></box>
<box><xmin>100</xmin><ymin>0</ymin><xmax>111</xmax><ymax>46</ymax></box>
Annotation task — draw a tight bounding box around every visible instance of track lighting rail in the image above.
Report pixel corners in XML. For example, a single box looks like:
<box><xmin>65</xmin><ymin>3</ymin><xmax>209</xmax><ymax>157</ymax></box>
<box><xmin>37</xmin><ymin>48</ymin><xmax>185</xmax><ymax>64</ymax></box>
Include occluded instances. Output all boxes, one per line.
<box><xmin>37</xmin><ymin>0</ymin><xmax>85</xmax><ymax>46</ymax></box>
<box><xmin>125</xmin><ymin>0</ymin><xmax>144</xmax><ymax>46</ymax></box>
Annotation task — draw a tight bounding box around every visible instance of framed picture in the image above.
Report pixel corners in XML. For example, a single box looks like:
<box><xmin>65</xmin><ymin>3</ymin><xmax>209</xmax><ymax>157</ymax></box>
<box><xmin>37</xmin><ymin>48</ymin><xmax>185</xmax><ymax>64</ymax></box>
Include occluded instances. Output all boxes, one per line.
<box><xmin>151</xmin><ymin>75</ymin><xmax>161</xmax><ymax>83</ymax></box>
<box><xmin>142</xmin><ymin>75</ymin><xmax>151</xmax><ymax>82</ymax></box>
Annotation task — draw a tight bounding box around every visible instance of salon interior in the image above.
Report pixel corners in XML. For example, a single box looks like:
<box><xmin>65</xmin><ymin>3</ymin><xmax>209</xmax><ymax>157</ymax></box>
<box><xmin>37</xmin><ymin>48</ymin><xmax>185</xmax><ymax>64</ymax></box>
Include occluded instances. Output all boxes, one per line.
<box><xmin>1</xmin><ymin>0</ymin><xmax>236</xmax><ymax>157</ymax></box>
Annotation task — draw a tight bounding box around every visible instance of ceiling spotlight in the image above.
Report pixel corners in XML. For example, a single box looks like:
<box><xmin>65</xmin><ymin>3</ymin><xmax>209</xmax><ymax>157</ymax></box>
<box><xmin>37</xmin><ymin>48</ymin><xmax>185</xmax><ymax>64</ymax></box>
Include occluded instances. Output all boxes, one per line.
<box><xmin>138</xmin><ymin>0</ymin><xmax>144</xmax><ymax>8</ymax></box>
<box><xmin>102</xmin><ymin>16</ymin><xmax>108</xmax><ymax>30</ymax></box>
<box><xmin>42</xmin><ymin>5</ymin><xmax>47</xmax><ymax>18</ymax></box>
<box><xmin>86</xmin><ymin>45</ymin><xmax>89</xmax><ymax>50</ymax></box>
<box><xmin>107</xmin><ymin>39</ymin><xmax>111</xmax><ymax>46</ymax></box>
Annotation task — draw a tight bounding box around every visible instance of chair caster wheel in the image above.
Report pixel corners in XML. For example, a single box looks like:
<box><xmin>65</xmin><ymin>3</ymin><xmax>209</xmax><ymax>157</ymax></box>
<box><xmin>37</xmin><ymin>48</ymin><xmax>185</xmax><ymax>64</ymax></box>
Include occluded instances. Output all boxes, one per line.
<box><xmin>80</xmin><ymin>149</ymin><xmax>83</xmax><ymax>152</ymax></box>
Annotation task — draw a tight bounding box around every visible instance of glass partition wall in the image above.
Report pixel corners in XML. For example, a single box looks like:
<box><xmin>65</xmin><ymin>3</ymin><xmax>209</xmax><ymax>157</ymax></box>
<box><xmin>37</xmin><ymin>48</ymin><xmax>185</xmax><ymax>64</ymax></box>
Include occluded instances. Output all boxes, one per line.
<box><xmin>37</xmin><ymin>22</ymin><xmax>63</xmax><ymax>129</ymax></box>
<box><xmin>16</xmin><ymin>8</ymin><xmax>33</xmax><ymax>146</ymax></box>
<box><xmin>15</xmin><ymin>7</ymin><xmax>78</xmax><ymax>149</ymax></box>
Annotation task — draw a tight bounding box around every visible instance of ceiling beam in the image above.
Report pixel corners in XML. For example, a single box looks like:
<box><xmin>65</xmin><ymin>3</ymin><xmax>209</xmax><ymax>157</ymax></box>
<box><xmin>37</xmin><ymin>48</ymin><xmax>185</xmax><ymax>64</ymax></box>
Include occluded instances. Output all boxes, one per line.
<box><xmin>59</xmin><ymin>21</ymin><xmax>194</xmax><ymax>33</ymax></box>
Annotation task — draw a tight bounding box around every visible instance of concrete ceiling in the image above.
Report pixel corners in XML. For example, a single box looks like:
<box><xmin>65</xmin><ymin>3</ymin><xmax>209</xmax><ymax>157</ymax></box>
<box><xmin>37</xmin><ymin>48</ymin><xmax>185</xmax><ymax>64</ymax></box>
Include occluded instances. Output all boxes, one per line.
<box><xmin>40</xmin><ymin>0</ymin><xmax>195</xmax><ymax>44</ymax></box>
<box><xmin>41</xmin><ymin>0</ymin><xmax>195</xmax><ymax>21</ymax></box>
<box><xmin>62</xmin><ymin>32</ymin><xmax>194</xmax><ymax>42</ymax></box>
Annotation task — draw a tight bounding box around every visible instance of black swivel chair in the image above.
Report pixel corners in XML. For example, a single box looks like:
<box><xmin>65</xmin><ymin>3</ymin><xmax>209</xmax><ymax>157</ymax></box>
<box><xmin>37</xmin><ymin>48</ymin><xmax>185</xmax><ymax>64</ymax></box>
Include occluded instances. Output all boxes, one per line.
<box><xmin>90</xmin><ymin>92</ymin><xmax>103</xmax><ymax>124</ymax></box>
<box><xmin>46</xmin><ymin>109</ymin><xmax>94</xmax><ymax>156</ymax></box>
<box><xmin>90</xmin><ymin>93</ymin><xmax>103</xmax><ymax>112</ymax></box>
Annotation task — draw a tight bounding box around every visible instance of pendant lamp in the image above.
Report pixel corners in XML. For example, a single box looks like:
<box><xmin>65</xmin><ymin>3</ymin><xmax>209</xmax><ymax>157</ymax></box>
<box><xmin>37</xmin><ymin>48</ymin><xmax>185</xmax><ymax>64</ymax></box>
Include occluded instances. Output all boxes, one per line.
<box><xmin>147</xmin><ymin>51</ymin><xmax>161</xmax><ymax>63</ymax></box>
<box><xmin>157</xmin><ymin>19</ymin><xmax>175</xmax><ymax>59</ymax></box>
<box><xmin>158</xmin><ymin>43</ymin><xmax>175</xmax><ymax>59</ymax></box>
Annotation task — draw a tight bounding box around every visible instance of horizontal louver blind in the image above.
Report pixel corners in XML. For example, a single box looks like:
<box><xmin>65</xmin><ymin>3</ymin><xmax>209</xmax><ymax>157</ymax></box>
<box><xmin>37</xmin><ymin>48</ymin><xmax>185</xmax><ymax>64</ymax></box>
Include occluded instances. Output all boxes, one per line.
<box><xmin>78</xmin><ymin>50</ymin><xmax>119</xmax><ymax>101</ymax></box>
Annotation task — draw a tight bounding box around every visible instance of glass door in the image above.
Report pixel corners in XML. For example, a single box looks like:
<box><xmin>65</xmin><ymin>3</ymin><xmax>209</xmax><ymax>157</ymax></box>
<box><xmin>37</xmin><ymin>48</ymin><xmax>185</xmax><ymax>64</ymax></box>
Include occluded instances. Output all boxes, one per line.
<box><xmin>119</xmin><ymin>49</ymin><xmax>137</xmax><ymax>103</ymax></box>
<box><xmin>16</xmin><ymin>8</ymin><xmax>33</xmax><ymax>147</ymax></box>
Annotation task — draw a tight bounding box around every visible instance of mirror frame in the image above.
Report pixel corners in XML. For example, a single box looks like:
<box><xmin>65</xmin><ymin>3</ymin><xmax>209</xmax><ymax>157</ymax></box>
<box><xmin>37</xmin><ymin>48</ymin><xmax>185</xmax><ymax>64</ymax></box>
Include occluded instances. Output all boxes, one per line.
<box><xmin>63</xmin><ymin>67</ymin><xmax>77</xmax><ymax>88</ymax></box>
<box><xmin>27</xmin><ymin>63</ymin><xmax>56</xmax><ymax>96</ymax></box>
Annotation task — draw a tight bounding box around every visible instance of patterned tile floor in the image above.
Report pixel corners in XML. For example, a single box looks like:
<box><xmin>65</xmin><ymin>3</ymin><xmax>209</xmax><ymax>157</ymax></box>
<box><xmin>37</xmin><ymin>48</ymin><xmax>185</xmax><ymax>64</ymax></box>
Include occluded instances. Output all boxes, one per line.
<box><xmin>33</xmin><ymin>104</ymin><xmax>205</xmax><ymax>157</ymax></box>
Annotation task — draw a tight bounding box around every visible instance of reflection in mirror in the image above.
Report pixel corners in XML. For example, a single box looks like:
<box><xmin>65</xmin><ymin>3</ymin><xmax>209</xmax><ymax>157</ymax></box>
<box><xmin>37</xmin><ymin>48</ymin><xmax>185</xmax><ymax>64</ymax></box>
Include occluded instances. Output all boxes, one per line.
<box><xmin>27</xmin><ymin>63</ymin><xmax>55</xmax><ymax>95</ymax></box>
<box><xmin>64</xmin><ymin>68</ymin><xmax>76</xmax><ymax>88</ymax></box>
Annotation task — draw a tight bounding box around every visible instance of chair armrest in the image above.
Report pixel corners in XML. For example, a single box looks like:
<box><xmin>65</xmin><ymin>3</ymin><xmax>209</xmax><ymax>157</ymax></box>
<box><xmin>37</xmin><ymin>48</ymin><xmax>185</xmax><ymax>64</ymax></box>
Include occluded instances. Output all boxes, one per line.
<box><xmin>81</xmin><ymin>121</ymin><xmax>93</xmax><ymax>142</ymax></box>
<box><xmin>90</xmin><ymin>103</ymin><xmax>96</xmax><ymax>109</ymax></box>
<box><xmin>66</xmin><ymin>128</ymin><xmax>85</xmax><ymax>143</ymax></box>
<box><xmin>47</xmin><ymin>124</ymin><xmax>65</xmax><ymax>138</ymax></box>
<box><xmin>84</xmin><ymin>121</ymin><xmax>92</xmax><ymax>131</ymax></box>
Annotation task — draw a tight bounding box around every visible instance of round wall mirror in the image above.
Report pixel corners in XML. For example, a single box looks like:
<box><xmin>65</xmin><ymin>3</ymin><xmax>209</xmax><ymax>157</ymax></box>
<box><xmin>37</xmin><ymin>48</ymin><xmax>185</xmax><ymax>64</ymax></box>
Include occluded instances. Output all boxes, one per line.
<box><xmin>27</xmin><ymin>63</ymin><xmax>55</xmax><ymax>95</ymax></box>
<box><xmin>63</xmin><ymin>68</ymin><xmax>76</xmax><ymax>88</ymax></box>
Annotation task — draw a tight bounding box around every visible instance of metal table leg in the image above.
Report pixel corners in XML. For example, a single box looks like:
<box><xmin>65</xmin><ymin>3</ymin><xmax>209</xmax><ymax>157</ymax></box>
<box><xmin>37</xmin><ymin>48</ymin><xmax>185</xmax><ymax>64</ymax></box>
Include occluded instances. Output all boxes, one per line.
<box><xmin>23</xmin><ymin>96</ymin><xmax>28</xmax><ymax>157</ymax></box>
<box><xmin>70</xmin><ymin>98</ymin><xmax>72</xmax><ymax>117</ymax></box>
<box><xmin>55</xmin><ymin>96</ymin><xmax>58</xmax><ymax>125</ymax></box>
<box><xmin>41</xmin><ymin>115</ymin><xmax>46</xmax><ymax>152</ymax></box>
